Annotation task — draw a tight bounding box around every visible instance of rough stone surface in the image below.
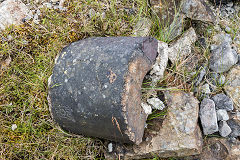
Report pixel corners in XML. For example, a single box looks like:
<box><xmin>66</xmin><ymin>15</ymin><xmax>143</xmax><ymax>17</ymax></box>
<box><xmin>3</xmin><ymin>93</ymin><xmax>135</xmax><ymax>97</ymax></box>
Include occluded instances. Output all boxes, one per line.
<box><xmin>0</xmin><ymin>0</ymin><xmax>32</xmax><ymax>30</ymax></box>
<box><xmin>227</xmin><ymin>119</ymin><xmax>240</xmax><ymax>138</ymax></box>
<box><xmin>168</xmin><ymin>27</ymin><xmax>197</xmax><ymax>63</ymax></box>
<box><xmin>212</xmin><ymin>33</ymin><xmax>232</xmax><ymax>45</ymax></box>
<box><xmin>132</xmin><ymin>17</ymin><xmax>152</xmax><ymax>37</ymax></box>
<box><xmin>199</xmin><ymin>98</ymin><xmax>218</xmax><ymax>135</ymax></box>
<box><xmin>217</xmin><ymin>109</ymin><xmax>229</xmax><ymax>121</ymax></box>
<box><xmin>219</xmin><ymin>120</ymin><xmax>232</xmax><ymax>137</ymax></box>
<box><xmin>198</xmin><ymin>137</ymin><xmax>240</xmax><ymax>160</ymax></box>
<box><xmin>181</xmin><ymin>0</ymin><xmax>215</xmax><ymax>23</ymax></box>
<box><xmin>210</xmin><ymin>42</ymin><xmax>238</xmax><ymax>73</ymax></box>
<box><xmin>141</xmin><ymin>103</ymin><xmax>152</xmax><ymax>115</ymax></box>
<box><xmin>212</xmin><ymin>93</ymin><xmax>234</xmax><ymax>111</ymax></box>
<box><xmin>224</xmin><ymin>65</ymin><xmax>240</xmax><ymax>111</ymax></box>
<box><xmin>48</xmin><ymin>37</ymin><xmax>158</xmax><ymax>144</ymax></box>
<box><xmin>201</xmin><ymin>83</ymin><xmax>211</xmax><ymax>94</ymax></box>
<box><xmin>105</xmin><ymin>91</ymin><xmax>202</xmax><ymax>159</ymax></box>
<box><xmin>150</xmin><ymin>41</ymin><xmax>169</xmax><ymax>84</ymax></box>
<box><xmin>147</xmin><ymin>97</ymin><xmax>165</xmax><ymax>110</ymax></box>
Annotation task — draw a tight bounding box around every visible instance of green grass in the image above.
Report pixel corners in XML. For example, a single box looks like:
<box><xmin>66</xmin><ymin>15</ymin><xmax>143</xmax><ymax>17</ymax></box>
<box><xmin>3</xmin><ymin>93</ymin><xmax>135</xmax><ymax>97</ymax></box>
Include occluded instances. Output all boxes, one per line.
<box><xmin>0</xmin><ymin>0</ymin><xmax>150</xmax><ymax>159</ymax></box>
<box><xmin>0</xmin><ymin>0</ymin><xmax>211</xmax><ymax>159</ymax></box>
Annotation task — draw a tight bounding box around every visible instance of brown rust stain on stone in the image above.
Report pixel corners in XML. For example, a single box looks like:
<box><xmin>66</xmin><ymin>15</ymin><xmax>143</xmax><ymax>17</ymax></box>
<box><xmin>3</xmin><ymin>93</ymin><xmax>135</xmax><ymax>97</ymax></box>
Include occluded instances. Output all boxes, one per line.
<box><xmin>107</xmin><ymin>69</ymin><xmax>117</xmax><ymax>84</ymax></box>
<box><xmin>121</xmin><ymin>56</ymin><xmax>153</xmax><ymax>145</ymax></box>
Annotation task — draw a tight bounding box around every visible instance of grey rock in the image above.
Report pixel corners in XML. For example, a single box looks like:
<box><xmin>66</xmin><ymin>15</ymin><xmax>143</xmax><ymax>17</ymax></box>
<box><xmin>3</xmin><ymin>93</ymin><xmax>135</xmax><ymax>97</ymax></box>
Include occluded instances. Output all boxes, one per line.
<box><xmin>210</xmin><ymin>42</ymin><xmax>238</xmax><ymax>73</ymax></box>
<box><xmin>224</xmin><ymin>65</ymin><xmax>240</xmax><ymax>111</ymax></box>
<box><xmin>169</xmin><ymin>27</ymin><xmax>197</xmax><ymax>63</ymax></box>
<box><xmin>181</xmin><ymin>0</ymin><xmax>215</xmax><ymax>23</ymax></box>
<box><xmin>108</xmin><ymin>143</ymin><xmax>113</xmax><ymax>153</ymax></box>
<box><xmin>141</xmin><ymin>103</ymin><xmax>152</xmax><ymax>115</ymax></box>
<box><xmin>0</xmin><ymin>0</ymin><xmax>32</xmax><ymax>30</ymax></box>
<box><xmin>147</xmin><ymin>97</ymin><xmax>165</xmax><ymax>110</ymax></box>
<box><xmin>225</xmin><ymin>26</ymin><xmax>233</xmax><ymax>34</ymax></box>
<box><xmin>201</xmin><ymin>83</ymin><xmax>211</xmax><ymax>94</ymax></box>
<box><xmin>227</xmin><ymin>119</ymin><xmax>240</xmax><ymax>137</ymax></box>
<box><xmin>219</xmin><ymin>121</ymin><xmax>232</xmax><ymax>137</ymax></box>
<box><xmin>105</xmin><ymin>91</ymin><xmax>202</xmax><ymax>159</ymax></box>
<box><xmin>217</xmin><ymin>109</ymin><xmax>229</xmax><ymax>121</ymax></box>
<box><xmin>200</xmin><ymin>98</ymin><xmax>218</xmax><ymax>135</ymax></box>
<box><xmin>212</xmin><ymin>93</ymin><xmax>234</xmax><ymax>111</ymax></box>
<box><xmin>150</xmin><ymin>41</ymin><xmax>169</xmax><ymax>84</ymax></box>
<box><xmin>212</xmin><ymin>33</ymin><xmax>232</xmax><ymax>45</ymax></box>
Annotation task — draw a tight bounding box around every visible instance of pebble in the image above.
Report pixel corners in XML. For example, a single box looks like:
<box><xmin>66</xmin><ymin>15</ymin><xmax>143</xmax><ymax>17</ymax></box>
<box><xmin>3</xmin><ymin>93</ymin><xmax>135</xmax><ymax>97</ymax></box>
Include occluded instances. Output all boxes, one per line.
<box><xmin>218</xmin><ymin>120</ymin><xmax>232</xmax><ymax>137</ymax></box>
<box><xmin>200</xmin><ymin>98</ymin><xmax>218</xmax><ymax>135</ymax></box>
<box><xmin>210</xmin><ymin>42</ymin><xmax>238</xmax><ymax>73</ymax></box>
<box><xmin>147</xmin><ymin>98</ymin><xmax>165</xmax><ymax>110</ymax></box>
<box><xmin>11</xmin><ymin>124</ymin><xmax>17</xmax><ymax>131</ymax></box>
<box><xmin>108</xmin><ymin>143</ymin><xmax>113</xmax><ymax>152</ymax></box>
<box><xmin>212</xmin><ymin>93</ymin><xmax>234</xmax><ymax>111</ymax></box>
<box><xmin>141</xmin><ymin>103</ymin><xmax>152</xmax><ymax>115</ymax></box>
<box><xmin>217</xmin><ymin>109</ymin><xmax>229</xmax><ymax>121</ymax></box>
<box><xmin>227</xmin><ymin>119</ymin><xmax>240</xmax><ymax>137</ymax></box>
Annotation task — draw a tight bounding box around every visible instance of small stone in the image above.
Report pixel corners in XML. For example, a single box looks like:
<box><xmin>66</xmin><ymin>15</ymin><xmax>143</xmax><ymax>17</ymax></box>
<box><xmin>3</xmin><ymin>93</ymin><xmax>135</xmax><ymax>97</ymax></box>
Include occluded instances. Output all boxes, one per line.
<box><xmin>150</xmin><ymin>41</ymin><xmax>169</xmax><ymax>84</ymax></box>
<box><xmin>218</xmin><ymin>74</ymin><xmax>225</xmax><ymax>85</ymax></box>
<box><xmin>212</xmin><ymin>33</ymin><xmax>232</xmax><ymax>46</ymax></box>
<box><xmin>210</xmin><ymin>42</ymin><xmax>238</xmax><ymax>73</ymax></box>
<box><xmin>0</xmin><ymin>0</ymin><xmax>33</xmax><ymax>30</ymax></box>
<box><xmin>212</xmin><ymin>93</ymin><xmax>234</xmax><ymax>111</ymax></box>
<box><xmin>147</xmin><ymin>98</ymin><xmax>165</xmax><ymax>110</ymax></box>
<box><xmin>219</xmin><ymin>121</ymin><xmax>232</xmax><ymax>137</ymax></box>
<box><xmin>43</xmin><ymin>2</ymin><xmax>52</xmax><ymax>8</ymax></box>
<box><xmin>108</xmin><ymin>143</ymin><xmax>113</xmax><ymax>153</ymax></box>
<box><xmin>227</xmin><ymin>119</ymin><xmax>240</xmax><ymax>137</ymax></box>
<box><xmin>225</xmin><ymin>26</ymin><xmax>233</xmax><ymax>34</ymax></box>
<box><xmin>181</xmin><ymin>0</ymin><xmax>215</xmax><ymax>23</ymax></box>
<box><xmin>227</xmin><ymin>2</ymin><xmax>234</xmax><ymax>7</ymax></box>
<box><xmin>11</xmin><ymin>124</ymin><xmax>17</xmax><ymax>131</ymax></box>
<box><xmin>141</xmin><ymin>103</ymin><xmax>152</xmax><ymax>115</ymax></box>
<box><xmin>200</xmin><ymin>83</ymin><xmax>211</xmax><ymax>99</ymax></box>
<box><xmin>217</xmin><ymin>109</ymin><xmax>229</xmax><ymax>121</ymax></box>
<box><xmin>200</xmin><ymin>98</ymin><xmax>218</xmax><ymax>135</ymax></box>
<box><xmin>168</xmin><ymin>27</ymin><xmax>197</xmax><ymax>63</ymax></box>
